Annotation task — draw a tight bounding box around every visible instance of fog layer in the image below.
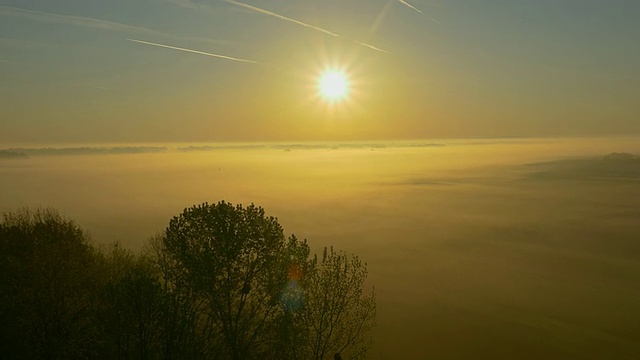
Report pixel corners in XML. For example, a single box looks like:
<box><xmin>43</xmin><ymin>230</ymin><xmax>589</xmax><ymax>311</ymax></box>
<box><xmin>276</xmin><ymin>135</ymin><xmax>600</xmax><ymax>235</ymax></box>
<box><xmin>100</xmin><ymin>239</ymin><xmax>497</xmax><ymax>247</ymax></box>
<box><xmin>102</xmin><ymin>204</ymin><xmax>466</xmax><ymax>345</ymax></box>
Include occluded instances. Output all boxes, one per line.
<box><xmin>1</xmin><ymin>137</ymin><xmax>639</xmax><ymax>359</ymax></box>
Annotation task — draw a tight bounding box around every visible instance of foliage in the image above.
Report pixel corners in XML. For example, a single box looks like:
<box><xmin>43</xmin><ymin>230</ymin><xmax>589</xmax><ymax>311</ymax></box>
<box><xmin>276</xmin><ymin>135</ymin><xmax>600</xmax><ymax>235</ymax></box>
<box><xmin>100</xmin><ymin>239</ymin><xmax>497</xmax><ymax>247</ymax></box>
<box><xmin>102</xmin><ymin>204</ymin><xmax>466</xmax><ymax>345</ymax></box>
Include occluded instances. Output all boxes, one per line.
<box><xmin>98</xmin><ymin>243</ymin><xmax>165</xmax><ymax>359</ymax></box>
<box><xmin>0</xmin><ymin>203</ymin><xmax>377</xmax><ymax>360</ymax></box>
<box><xmin>0</xmin><ymin>209</ymin><xmax>103</xmax><ymax>359</ymax></box>
<box><xmin>284</xmin><ymin>247</ymin><xmax>376</xmax><ymax>360</ymax></box>
<box><xmin>157</xmin><ymin>201</ymin><xmax>311</xmax><ymax>359</ymax></box>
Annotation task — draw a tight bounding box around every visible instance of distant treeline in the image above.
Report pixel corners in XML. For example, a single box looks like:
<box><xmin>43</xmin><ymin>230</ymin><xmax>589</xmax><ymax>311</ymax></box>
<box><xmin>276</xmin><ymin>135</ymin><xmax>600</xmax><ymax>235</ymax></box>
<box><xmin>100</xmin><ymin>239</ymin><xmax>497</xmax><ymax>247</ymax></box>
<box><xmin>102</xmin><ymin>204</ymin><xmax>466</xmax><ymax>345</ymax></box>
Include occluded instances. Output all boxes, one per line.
<box><xmin>0</xmin><ymin>150</ymin><xmax>29</xmax><ymax>158</ymax></box>
<box><xmin>179</xmin><ymin>142</ymin><xmax>445</xmax><ymax>152</ymax></box>
<box><xmin>0</xmin><ymin>203</ymin><xmax>375</xmax><ymax>360</ymax></box>
<box><xmin>0</xmin><ymin>142</ymin><xmax>447</xmax><ymax>158</ymax></box>
<box><xmin>0</xmin><ymin>146</ymin><xmax>168</xmax><ymax>157</ymax></box>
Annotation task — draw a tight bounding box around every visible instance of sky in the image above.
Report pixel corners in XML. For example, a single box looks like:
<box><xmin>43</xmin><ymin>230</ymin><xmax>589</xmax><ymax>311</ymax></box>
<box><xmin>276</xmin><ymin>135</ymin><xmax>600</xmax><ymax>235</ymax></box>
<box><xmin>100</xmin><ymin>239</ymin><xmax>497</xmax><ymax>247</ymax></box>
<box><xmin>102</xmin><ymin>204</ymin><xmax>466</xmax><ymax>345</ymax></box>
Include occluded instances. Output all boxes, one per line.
<box><xmin>1</xmin><ymin>0</ymin><xmax>639</xmax><ymax>143</ymax></box>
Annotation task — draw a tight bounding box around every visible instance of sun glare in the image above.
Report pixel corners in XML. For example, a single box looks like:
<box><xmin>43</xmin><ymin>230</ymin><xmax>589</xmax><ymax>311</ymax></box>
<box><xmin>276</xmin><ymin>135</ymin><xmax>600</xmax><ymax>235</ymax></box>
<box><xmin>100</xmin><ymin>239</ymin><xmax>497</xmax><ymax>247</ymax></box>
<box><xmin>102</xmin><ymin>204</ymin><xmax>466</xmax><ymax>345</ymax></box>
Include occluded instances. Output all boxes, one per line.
<box><xmin>318</xmin><ymin>70</ymin><xmax>349</xmax><ymax>101</ymax></box>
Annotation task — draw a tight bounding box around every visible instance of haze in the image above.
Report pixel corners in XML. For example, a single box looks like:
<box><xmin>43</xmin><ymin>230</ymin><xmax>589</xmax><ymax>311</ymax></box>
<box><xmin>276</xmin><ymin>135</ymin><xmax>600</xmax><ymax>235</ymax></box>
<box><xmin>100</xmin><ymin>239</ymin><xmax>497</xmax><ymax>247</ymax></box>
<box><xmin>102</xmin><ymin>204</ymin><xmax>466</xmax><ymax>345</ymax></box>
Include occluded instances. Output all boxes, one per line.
<box><xmin>2</xmin><ymin>137</ymin><xmax>640</xmax><ymax>358</ymax></box>
<box><xmin>3</xmin><ymin>0</ymin><xmax>640</xmax><ymax>357</ymax></box>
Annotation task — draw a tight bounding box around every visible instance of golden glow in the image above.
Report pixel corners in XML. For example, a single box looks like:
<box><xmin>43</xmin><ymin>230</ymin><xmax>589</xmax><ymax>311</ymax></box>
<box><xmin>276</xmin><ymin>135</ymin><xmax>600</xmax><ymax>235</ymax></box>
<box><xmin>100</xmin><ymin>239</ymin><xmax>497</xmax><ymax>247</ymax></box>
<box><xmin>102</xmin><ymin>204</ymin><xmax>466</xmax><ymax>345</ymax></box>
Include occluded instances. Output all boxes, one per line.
<box><xmin>318</xmin><ymin>70</ymin><xmax>349</xmax><ymax>101</ymax></box>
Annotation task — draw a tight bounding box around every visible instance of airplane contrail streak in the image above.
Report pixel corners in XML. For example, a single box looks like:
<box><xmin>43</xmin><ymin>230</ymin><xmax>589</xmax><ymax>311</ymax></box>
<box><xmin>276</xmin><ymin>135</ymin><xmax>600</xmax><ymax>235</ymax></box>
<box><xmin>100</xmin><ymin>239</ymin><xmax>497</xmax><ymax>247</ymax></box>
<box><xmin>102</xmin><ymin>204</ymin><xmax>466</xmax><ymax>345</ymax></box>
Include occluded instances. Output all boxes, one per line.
<box><xmin>223</xmin><ymin>0</ymin><xmax>389</xmax><ymax>54</ymax></box>
<box><xmin>395</xmin><ymin>0</ymin><xmax>441</xmax><ymax>24</ymax></box>
<box><xmin>397</xmin><ymin>0</ymin><xmax>422</xmax><ymax>14</ymax></box>
<box><xmin>127</xmin><ymin>38</ymin><xmax>258</xmax><ymax>64</ymax></box>
<box><xmin>223</xmin><ymin>0</ymin><xmax>339</xmax><ymax>37</ymax></box>
<box><xmin>355</xmin><ymin>41</ymin><xmax>391</xmax><ymax>54</ymax></box>
<box><xmin>370</xmin><ymin>0</ymin><xmax>395</xmax><ymax>35</ymax></box>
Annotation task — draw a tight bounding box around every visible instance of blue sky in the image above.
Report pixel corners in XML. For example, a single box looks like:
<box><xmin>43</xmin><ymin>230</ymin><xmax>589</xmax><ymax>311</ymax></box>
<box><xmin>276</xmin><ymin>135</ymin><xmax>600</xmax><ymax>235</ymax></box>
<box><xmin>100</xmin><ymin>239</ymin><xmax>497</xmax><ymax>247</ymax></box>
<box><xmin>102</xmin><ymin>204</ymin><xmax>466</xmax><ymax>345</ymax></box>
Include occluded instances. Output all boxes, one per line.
<box><xmin>1</xmin><ymin>0</ymin><xmax>639</xmax><ymax>143</ymax></box>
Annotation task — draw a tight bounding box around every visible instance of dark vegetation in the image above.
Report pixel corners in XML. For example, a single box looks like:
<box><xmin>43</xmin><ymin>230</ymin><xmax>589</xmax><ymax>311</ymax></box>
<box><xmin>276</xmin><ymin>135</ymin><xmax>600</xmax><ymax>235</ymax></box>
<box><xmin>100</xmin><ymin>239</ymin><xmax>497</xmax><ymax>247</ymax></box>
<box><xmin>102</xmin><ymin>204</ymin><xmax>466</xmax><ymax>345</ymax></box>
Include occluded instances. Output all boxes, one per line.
<box><xmin>178</xmin><ymin>143</ymin><xmax>445</xmax><ymax>152</ymax></box>
<box><xmin>0</xmin><ymin>143</ymin><xmax>445</xmax><ymax>157</ymax></box>
<box><xmin>0</xmin><ymin>150</ymin><xmax>28</xmax><ymax>158</ymax></box>
<box><xmin>0</xmin><ymin>147</ymin><xmax>168</xmax><ymax>156</ymax></box>
<box><xmin>0</xmin><ymin>203</ymin><xmax>375</xmax><ymax>359</ymax></box>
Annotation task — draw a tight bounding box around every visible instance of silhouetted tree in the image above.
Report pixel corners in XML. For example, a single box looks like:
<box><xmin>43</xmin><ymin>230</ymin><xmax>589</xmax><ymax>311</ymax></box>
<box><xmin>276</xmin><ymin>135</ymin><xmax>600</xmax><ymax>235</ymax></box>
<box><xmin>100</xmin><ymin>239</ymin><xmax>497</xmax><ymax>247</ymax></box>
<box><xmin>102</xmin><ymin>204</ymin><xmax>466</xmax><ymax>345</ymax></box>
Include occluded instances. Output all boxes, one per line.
<box><xmin>0</xmin><ymin>204</ymin><xmax>377</xmax><ymax>359</ymax></box>
<box><xmin>0</xmin><ymin>209</ymin><xmax>103</xmax><ymax>359</ymax></box>
<box><xmin>147</xmin><ymin>235</ymin><xmax>214</xmax><ymax>359</ymax></box>
<box><xmin>155</xmin><ymin>201</ymin><xmax>310</xmax><ymax>359</ymax></box>
<box><xmin>98</xmin><ymin>243</ymin><xmax>165</xmax><ymax>360</ymax></box>
<box><xmin>287</xmin><ymin>247</ymin><xmax>376</xmax><ymax>360</ymax></box>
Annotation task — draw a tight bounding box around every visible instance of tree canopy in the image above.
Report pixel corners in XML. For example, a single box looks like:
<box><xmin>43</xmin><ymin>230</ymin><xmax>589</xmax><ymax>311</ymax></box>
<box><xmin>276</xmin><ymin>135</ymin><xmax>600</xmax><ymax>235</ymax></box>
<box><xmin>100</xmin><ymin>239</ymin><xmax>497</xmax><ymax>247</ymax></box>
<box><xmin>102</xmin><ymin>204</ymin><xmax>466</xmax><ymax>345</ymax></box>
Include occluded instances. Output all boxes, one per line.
<box><xmin>0</xmin><ymin>209</ymin><xmax>102</xmax><ymax>359</ymax></box>
<box><xmin>0</xmin><ymin>203</ymin><xmax>376</xmax><ymax>359</ymax></box>
<box><xmin>158</xmin><ymin>202</ymin><xmax>311</xmax><ymax>359</ymax></box>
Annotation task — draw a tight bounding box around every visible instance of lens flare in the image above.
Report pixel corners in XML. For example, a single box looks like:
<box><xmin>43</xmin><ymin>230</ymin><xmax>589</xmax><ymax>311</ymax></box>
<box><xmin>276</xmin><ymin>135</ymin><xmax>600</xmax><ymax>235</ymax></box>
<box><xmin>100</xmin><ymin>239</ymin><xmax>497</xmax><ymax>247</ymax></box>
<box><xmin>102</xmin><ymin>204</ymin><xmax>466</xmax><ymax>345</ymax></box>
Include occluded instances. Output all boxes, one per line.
<box><xmin>281</xmin><ymin>264</ymin><xmax>304</xmax><ymax>310</ymax></box>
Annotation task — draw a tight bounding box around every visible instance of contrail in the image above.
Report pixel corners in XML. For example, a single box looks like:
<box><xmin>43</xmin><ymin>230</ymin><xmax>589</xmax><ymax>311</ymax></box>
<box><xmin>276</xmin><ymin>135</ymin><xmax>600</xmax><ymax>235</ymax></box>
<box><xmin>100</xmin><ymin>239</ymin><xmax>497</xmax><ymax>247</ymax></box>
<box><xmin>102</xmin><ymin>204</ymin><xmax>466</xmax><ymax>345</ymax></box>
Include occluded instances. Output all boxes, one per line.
<box><xmin>370</xmin><ymin>0</ymin><xmax>394</xmax><ymax>35</ymax></box>
<box><xmin>355</xmin><ymin>41</ymin><xmax>391</xmax><ymax>54</ymax></box>
<box><xmin>397</xmin><ymin>0</ymin><xmax>422</xmax><ymax>14</ymax></box>
<box><xmin>127</xmin><ymin>39</ymin><xmax>258</xmax><ymax>64</ymax></box>
<box><xmin>395</xmin><ymin>0</ymin><xmax>441</xmax><ymax>24</ymax></box>
<box><xmin>223</xmin><ymin>0</ymin><xmax>338</xmax><ymax>37</ymax></box>
<box><xmin>223</xmin><ymin>0</ymin><xmax>389</xmax><ymax>54</ymax></box>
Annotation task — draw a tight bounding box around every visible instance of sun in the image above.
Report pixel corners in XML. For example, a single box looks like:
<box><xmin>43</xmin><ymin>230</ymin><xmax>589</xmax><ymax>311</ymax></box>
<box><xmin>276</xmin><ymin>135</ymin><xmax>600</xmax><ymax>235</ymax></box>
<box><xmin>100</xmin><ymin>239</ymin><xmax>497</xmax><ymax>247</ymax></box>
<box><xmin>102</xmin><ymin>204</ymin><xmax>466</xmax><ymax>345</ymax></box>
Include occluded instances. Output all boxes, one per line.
<box><xmin>318</xmin><ymin>69</ymin><xmax>349</xmax><ymax>101</ymax></box>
